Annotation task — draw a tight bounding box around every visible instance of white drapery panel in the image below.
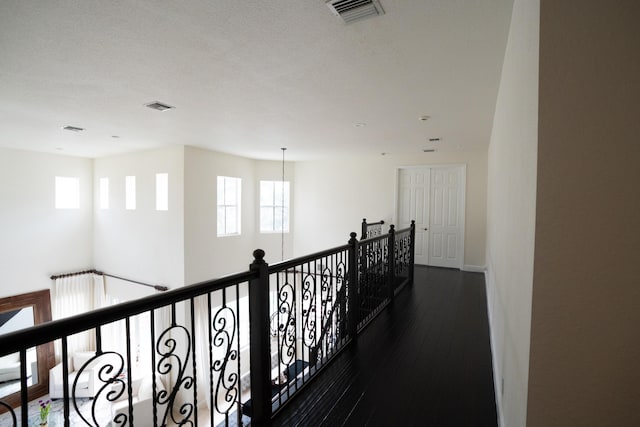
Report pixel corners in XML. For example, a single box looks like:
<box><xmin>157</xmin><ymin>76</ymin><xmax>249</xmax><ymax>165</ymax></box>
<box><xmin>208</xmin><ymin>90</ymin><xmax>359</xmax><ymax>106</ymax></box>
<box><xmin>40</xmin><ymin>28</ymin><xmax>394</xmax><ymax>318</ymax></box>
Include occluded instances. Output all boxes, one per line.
<box><xmin>51</xmin><ymin>273</ymin><xmax>106</xmax><ymax>362</ymax></box>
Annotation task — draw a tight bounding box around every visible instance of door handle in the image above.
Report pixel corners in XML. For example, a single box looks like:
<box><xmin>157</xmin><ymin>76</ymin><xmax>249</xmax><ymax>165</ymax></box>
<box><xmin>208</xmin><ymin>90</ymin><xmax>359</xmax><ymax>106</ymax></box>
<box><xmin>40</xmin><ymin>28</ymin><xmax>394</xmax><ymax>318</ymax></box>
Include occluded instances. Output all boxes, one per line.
<box><xmin>423</xmin><ymin>228</ymin><xmax>428</xmax><ymax>231</ymax></box>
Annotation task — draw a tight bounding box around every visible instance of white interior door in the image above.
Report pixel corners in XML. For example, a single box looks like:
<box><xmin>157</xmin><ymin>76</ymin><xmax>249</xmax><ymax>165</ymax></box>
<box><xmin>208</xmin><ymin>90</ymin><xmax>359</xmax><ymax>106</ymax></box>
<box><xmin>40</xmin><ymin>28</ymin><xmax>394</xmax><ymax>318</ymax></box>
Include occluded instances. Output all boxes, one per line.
<box><xmin>397</xmin><ymin>168</ymin><xmax>430</xmax><ymax>265</ymax></box>
<box><xmin>397</xmin><ymin>165</ymin><xmax>465</xmax><ymax>268</ymax></box>
<box><xmin>428</xmin><ymin>167</ymin><xmax>464</xmax><ymax>269</ymax></box>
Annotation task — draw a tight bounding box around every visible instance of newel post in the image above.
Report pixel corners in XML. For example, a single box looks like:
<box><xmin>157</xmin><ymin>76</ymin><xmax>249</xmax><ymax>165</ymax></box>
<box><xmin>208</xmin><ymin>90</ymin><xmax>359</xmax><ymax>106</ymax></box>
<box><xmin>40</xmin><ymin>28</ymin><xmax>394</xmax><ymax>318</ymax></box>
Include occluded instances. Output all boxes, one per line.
<box><xmin>361</xmin><ymin>218</ymin><xmax>367</xmax><ymax>240</ymax></box>
<box><xmin>388</xmin><ymin>224</ymin><xmax>396</xmax><ymax>301</ymax></box>
<box><xmin>410</xmin><ymin>220</ymin><xmax>416</xmax><ymax>285</ymax></box>
<box><xmin>248</xmin><ymin>249</ymin><xmax>272</xmax><ymax>426</ymax></box>
<box><xmin>347</xmin><ymin>232</ymin><xmax>359</xmax><ymax>338</ymax></box>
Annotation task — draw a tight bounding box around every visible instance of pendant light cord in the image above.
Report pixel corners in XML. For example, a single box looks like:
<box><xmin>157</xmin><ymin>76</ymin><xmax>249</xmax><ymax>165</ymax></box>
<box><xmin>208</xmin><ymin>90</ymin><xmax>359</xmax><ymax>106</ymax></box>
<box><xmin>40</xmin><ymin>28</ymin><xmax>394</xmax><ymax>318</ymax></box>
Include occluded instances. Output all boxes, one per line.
<box><xmin>281</xmin><ymin>147</ymin><xmax>286</xmax><ymax>261</ymax></box>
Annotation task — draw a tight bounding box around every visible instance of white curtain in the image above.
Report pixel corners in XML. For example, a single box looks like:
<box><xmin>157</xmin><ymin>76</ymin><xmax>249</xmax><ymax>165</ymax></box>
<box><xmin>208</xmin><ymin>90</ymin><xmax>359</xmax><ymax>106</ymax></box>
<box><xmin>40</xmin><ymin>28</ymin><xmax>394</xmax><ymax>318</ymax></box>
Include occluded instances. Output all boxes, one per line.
<box><xmin>51</xmin><ymin>273</ymin><xmax>106</xmax><ymax>362</ymax></box>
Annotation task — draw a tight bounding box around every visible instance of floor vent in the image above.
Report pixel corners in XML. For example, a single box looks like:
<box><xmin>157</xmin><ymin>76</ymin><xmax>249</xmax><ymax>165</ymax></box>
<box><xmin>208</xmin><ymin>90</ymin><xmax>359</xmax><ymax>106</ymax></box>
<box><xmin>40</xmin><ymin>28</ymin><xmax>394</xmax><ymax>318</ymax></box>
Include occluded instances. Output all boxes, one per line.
<box><xmin>326</xmin><ymin>0</ymin><xmax>385</xmax><ymax>24</ymax></box>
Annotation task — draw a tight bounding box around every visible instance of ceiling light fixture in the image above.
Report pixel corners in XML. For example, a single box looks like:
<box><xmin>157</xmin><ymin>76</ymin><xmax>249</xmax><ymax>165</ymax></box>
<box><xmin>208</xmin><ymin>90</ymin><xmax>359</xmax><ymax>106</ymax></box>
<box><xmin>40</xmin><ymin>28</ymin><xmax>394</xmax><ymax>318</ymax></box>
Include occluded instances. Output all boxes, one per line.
<box><xmin>419</xmin><ymin>115</ymin><xmax>430</xmax><ymax>122</ymax></box>
<box><xmin>62</xmin><ymin>125</ymin><xmax>84</xmax><ymax>132</ymax></box>
<box><xmin>423</xmin><ymin>149</ymin><xmax>436</xmax><ymax>153</ymax></box>
<box><xmin>144</xmin><ymin>101</ymin><xmax>175</xmax><ymax>111</ymax></box>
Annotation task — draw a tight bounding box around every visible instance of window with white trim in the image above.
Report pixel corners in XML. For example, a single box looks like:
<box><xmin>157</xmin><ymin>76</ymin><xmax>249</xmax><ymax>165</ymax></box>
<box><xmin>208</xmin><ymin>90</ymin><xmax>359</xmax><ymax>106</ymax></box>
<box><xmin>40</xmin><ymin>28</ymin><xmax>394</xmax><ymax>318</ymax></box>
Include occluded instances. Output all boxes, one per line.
<box><xmin>217</xmin><ymin>176</ymin><xmax>241</xmax><ymax>236</ymax></box>
<box><xmin>125</xmin><ymin>176</ymin><xmax>136</xmax><ymax>210</ymax></box>
<box><xmin>156</xmin><ymin>173</ymin><xmax>168</xmax><ymax>211</ymax></box>
<box><xmin>55</xmin><ymin>176</ymin><xmax>80</xmax><ymax>209</ymax></box>
<box><xmin>260</xmin><ymin>180</ymin><xmax>290</xmax><ymax>233</ymax></box>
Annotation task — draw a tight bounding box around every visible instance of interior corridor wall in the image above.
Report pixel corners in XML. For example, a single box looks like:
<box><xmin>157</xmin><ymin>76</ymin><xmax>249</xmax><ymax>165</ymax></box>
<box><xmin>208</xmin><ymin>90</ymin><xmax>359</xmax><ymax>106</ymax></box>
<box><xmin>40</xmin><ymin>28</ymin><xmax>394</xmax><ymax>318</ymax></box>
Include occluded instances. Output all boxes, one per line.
<box><xmin>93</xmin><ymin>146</ymin><xmax>185</xmax><ymax>290</ymax></box>
<box><xmin>292</xmin><ymin>150</ymin><xmax>487</xmax><ymax>268</ymax></box>
<box><xmin>485</xmin><ymin>0</ymin><xmax>538</xmax><ymax>425</ymax></box>
<box><xmin>0</xmin><ymin>148</ymin><xmax>94</xmax><ymax>298</ymax></box>
<box><xmin>527</xmin><ymin>1</ymin><xmax>640</xmax><ymax>425</ymax></box>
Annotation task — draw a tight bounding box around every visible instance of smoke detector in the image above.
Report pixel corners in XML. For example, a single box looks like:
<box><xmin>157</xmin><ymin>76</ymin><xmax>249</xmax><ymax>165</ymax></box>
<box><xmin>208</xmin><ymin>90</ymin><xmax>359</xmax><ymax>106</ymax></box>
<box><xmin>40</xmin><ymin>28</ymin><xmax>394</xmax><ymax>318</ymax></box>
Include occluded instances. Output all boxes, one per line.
<box><xmin>326</xmin><ymin>0</ymin><xmax>385</xmax><ymax>24</ymax></box>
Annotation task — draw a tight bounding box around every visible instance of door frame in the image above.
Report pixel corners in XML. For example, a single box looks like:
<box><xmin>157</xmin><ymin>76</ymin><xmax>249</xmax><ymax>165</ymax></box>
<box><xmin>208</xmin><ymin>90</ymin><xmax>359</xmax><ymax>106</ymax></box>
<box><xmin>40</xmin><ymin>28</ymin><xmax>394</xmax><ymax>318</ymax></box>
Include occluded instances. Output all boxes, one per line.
<box><xmin>394</xmin><ymin>164</ymin><xmax>466</xmax><ymax>269</ymax></box>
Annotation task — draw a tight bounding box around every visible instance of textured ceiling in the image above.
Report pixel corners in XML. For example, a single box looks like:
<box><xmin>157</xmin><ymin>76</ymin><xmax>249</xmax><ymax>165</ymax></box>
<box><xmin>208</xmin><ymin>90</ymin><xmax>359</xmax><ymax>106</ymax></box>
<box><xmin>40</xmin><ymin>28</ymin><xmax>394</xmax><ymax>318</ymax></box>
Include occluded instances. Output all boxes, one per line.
<box><xmin>0</xmin><ymin>1</ymin><xmax>513</xmax><ymax>161</ymax></box>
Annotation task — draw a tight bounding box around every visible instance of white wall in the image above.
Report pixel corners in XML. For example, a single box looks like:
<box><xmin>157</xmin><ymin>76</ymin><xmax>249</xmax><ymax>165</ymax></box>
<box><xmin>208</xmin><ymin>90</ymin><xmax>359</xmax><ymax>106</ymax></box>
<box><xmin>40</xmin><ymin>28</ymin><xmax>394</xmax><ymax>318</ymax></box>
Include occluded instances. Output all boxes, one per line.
<box><xmin>0</xmin><ymin>148</ymin><xmax>93</xmax><ymax>298</ymax></box>
<box><xmin>292</xmin><ymin>150</ymin><xmax>488</xmax><ymax>267</ymax></box>
<box><xmin>93</xmin><ymin>146</ymin><xmax>185</xmax><ymax>289</ymax></box>
<box><xmin>527</xmin><ymin>1</ymin><xmax>640</xmax><ymax>425</ymax></box>
<box><xmin>485</xmin><ymin>0</ymin><xmax>538</xmax><ymax>425</ymax></box>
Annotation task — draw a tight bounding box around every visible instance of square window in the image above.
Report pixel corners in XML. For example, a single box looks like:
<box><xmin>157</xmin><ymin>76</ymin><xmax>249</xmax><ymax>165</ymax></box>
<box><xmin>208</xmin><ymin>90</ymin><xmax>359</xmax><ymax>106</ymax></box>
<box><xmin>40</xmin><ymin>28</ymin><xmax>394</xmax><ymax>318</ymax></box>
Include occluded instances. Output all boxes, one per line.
<box><xmin>125</xmin><ymin>176</ymin><xmax>136</xmax><ymax>210</ymax></box>
<box><xmin>156</xmin><ymin>173</ymin><xmax>168</xmax><ymax>211</ymax></box>
<box><xmin>55</xmin><ymin>176</ymin><xmax>80</xmax><ymax>209</ymax></box>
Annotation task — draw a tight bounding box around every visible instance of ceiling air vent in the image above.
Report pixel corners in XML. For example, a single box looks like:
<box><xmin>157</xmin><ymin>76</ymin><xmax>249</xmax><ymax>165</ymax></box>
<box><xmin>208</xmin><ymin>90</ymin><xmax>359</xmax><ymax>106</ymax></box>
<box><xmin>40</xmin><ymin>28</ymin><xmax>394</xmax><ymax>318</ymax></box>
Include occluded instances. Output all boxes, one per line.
<box><xmin>62</xmin><ymin>125</ymin><xmax>84</xmax><ymax>132</ymax></box>
<box><xmin>326</xmin><ymin>0</ymin><xmax>385</xmax><ymax>24</ymax></box>
<box><xmin>144</xmin><ymin>101</ymin><xmax>175</xmax><ymax>111</ymax></box>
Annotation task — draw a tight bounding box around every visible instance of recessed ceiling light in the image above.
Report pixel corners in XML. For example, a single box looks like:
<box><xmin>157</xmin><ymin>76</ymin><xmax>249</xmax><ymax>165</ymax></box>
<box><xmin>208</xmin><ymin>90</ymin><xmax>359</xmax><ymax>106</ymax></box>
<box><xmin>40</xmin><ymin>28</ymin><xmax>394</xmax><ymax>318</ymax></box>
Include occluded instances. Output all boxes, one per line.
<box><xmin>55</xmin><ymin>147</ymin><xmax>63</xmax><ymax>151</ymax></box>
<box><xmin>144</xmin><ymin>101</ymin><xmax>175</xmax><ymax>111</ymax></box>
<box><xmin>419</xmin><ymin>115</ymin><xmax>430</xmax><ymax>122</ymax></box>
<box><xmin>62</xmin><ymin>125</ymin><xmax>84</xmax><ymax>132</ymax></box>
<box><xmin>423</xmin><ymin>149</ymin><xmax>436</xmax><ymax>153</ymax></box>
<box><xmin>111</xmin><ymin>135</ymin><xmax>120</xmax><ymax>139</ymax></box>
<box><xmin>354</xmin><ymin>123</ymin><xmax>366</xmax><ymax>127</ymax></box>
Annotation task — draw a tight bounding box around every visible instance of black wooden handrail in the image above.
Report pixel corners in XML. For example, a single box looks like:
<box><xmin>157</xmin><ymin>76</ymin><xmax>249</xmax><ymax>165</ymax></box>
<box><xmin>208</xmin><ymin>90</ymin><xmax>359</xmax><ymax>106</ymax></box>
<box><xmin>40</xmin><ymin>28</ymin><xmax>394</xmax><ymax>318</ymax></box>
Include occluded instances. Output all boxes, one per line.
<box><xmin>0</xmin><ymin>269</ymin><xmax>257</xmax><ymax>354</ymax></box>
<box><xmin>268</xmin><ymin>244</ymin><xmax>350</xmax><ymax>273</ymax></box>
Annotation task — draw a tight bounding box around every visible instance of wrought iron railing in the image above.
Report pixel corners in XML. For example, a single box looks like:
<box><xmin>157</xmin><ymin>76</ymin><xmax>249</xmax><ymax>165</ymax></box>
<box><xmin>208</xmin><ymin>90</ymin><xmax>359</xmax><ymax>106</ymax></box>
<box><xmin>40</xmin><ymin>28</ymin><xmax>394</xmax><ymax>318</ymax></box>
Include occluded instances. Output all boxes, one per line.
<box><xmin>0</xmin><ymin>222</ymin><xmax>415</xmax><ymax>427</ymax></box>
<box><xmin>361</xmin><ymin>218</ymin><xmax>385</xmax><ymax>240</ymax></box>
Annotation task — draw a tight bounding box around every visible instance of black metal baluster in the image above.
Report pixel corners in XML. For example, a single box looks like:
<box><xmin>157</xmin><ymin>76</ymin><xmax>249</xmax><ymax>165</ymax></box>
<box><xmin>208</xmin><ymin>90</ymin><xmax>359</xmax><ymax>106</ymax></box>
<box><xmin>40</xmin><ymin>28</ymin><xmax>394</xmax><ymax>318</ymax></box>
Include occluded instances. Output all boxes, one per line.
<box><xmin>207</xmin><ymin>292</ymin><xmax>214</xmax><ymax>427</ymax></box>
<box><xmin>150</xmin><ymin>309</ymin><xmax>158</xmax><ymax>427</ymax></box>
<box><xmin>125</xmin><ymin>317</ymin><xmax>134</xmax><ymax>426</ymax></box>
<box><xmin>19</xmin><ymin>348</ymin><xmax>27</xmax><ymax>427</ymax></box>
<box><xmin>61</xmin><ymin>337</ymin><xmax>70</xmax><ymax>427</ymax></box>
<box><xmin>235</xmin><ymin>284</ymin><xmax>242</xmax><ymax>427</ymax></box>
<box><xmin>190</xmin><ymin>297</ymin><xmax>198</xmax><ymax>427</ymax></box>
<box><xmin>348</xmin><ymin>232</ymin><xmax>358</xmax><ymax>338</ymax></box>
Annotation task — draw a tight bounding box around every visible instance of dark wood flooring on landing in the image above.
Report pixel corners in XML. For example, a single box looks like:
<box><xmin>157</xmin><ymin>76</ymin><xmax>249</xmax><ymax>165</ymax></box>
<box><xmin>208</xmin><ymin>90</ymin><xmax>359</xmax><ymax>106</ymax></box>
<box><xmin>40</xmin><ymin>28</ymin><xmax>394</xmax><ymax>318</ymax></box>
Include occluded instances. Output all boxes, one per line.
<box><xmin>272</xmin><ymin>266</ymin><xmax>497</xmax><ymax>427</ymax></box>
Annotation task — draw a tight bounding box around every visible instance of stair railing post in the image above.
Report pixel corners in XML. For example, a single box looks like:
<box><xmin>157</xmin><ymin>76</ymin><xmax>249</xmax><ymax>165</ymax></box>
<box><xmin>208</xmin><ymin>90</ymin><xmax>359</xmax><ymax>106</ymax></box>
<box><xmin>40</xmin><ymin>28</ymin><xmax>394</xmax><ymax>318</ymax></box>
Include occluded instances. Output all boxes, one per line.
<box><xmin>347</xmin><ymin>232</ymin><xmax>359</xmax><ymax>338</ymax></box>
<box><xmin>388</xmin><ymin>224</ymin><xmax>396</xmax><ymax>301</ymax></box>
<box><xmin>361</xmin><ymin>218</ymin><xmax>367</xmax><ymax>240</ymax></box>
<box><xmin>410</xmin><ymin>220</ymin><xmax>416</xmax><ymax>285</ymax></box>
<box><xmin>248</xmin><ymin>249</ymin><xmax>272</xmax><ymax>426</ymax></box>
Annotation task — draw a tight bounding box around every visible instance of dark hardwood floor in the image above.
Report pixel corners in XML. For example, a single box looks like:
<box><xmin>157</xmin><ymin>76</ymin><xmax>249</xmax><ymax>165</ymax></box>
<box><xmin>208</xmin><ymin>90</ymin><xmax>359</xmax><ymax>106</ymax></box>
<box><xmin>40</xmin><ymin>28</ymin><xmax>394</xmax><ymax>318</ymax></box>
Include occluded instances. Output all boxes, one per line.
<box><xmin>272</xmin><ymin>266</ymin><xmax>497</xmax><ymax>427</ymax></box>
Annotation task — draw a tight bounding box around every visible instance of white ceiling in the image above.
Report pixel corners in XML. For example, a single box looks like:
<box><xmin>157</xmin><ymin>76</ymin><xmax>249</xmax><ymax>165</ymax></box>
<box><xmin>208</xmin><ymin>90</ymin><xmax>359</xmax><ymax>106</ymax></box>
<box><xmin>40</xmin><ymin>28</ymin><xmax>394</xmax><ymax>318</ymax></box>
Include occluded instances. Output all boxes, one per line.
<box><xmin>0</xmin><ymin>0</ymin><xmax>513</xmax><ymax>161</ymax></box>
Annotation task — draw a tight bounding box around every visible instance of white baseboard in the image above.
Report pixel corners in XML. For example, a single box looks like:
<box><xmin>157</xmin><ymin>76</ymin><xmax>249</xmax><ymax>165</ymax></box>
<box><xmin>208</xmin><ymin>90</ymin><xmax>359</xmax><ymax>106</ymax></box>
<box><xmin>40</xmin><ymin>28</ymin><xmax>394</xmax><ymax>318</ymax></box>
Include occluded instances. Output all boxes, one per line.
<box><xmin>462</xmin><ymin>264</ymin><xmax>486</xmax><ymax>272</ymax></box>
<box><xmin>485</xmin><ymin>269</ymin><xmax>505</xmax><ymax>427</ymax></box>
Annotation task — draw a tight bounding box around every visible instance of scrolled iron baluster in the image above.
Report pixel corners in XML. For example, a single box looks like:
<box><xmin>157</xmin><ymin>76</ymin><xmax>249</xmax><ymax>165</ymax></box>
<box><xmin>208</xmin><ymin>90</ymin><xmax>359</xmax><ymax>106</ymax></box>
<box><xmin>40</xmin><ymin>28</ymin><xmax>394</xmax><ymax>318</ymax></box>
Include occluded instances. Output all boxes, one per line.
<box><xmin>156</xmin><ymin>325</ymin><xmax>195</xmax><ymax>427</ymax></box>
<box><xmin>0</xmin><ymin>401</ymin><xmax>16</xmax><ymax>426</ymax></box>
<box><xmin>301</xmin><ymin>271</ymin><xmax>317</xmax><ymax>349</ymax></box>
<box><xmin>72</xmin><ymin>351</ymin><xmax>125</xmax><ymax>427</ymax></box>
<box><xmin>278</xmin><ymin>280</ymin><xmax>296</xmax><ymax>366</ymax></box>
<box><xmin>211</xmin><ymin>306</ymin><xmax>239</xmax><ymax>416</ymax></box>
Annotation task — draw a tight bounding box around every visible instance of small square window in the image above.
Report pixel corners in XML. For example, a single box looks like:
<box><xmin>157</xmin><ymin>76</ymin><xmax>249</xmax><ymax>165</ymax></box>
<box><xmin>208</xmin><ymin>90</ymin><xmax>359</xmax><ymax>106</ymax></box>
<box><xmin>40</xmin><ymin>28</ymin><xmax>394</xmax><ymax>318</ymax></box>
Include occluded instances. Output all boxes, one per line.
<box><xmin>156</xmin><ymin>173</ymin><xmax>168</xmax><ymax>211</ymax></box>
<box><xmin>55</xmin><ymin>176</ymin><xmax>80</xmax><ymax>209</ymax></box>
<box><xmin>125</xmin><ymin>176</ymin><xmax>136</xmax><ymax>210</ymax></box>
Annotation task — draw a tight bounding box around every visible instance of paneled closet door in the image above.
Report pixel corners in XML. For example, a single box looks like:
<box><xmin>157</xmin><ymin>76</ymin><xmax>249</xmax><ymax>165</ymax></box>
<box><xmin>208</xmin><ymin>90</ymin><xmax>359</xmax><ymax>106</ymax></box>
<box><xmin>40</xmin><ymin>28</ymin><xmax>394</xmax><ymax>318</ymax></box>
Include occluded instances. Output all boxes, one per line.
<box><xmin>429</xmin><ymin>166</ymin><xmax>464</xmax><ymax>269</ymax></box>
<box><xmin>397</xmin><ymin>165</ymin><xmax>465</xmax><ymax>268</ymax></box>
